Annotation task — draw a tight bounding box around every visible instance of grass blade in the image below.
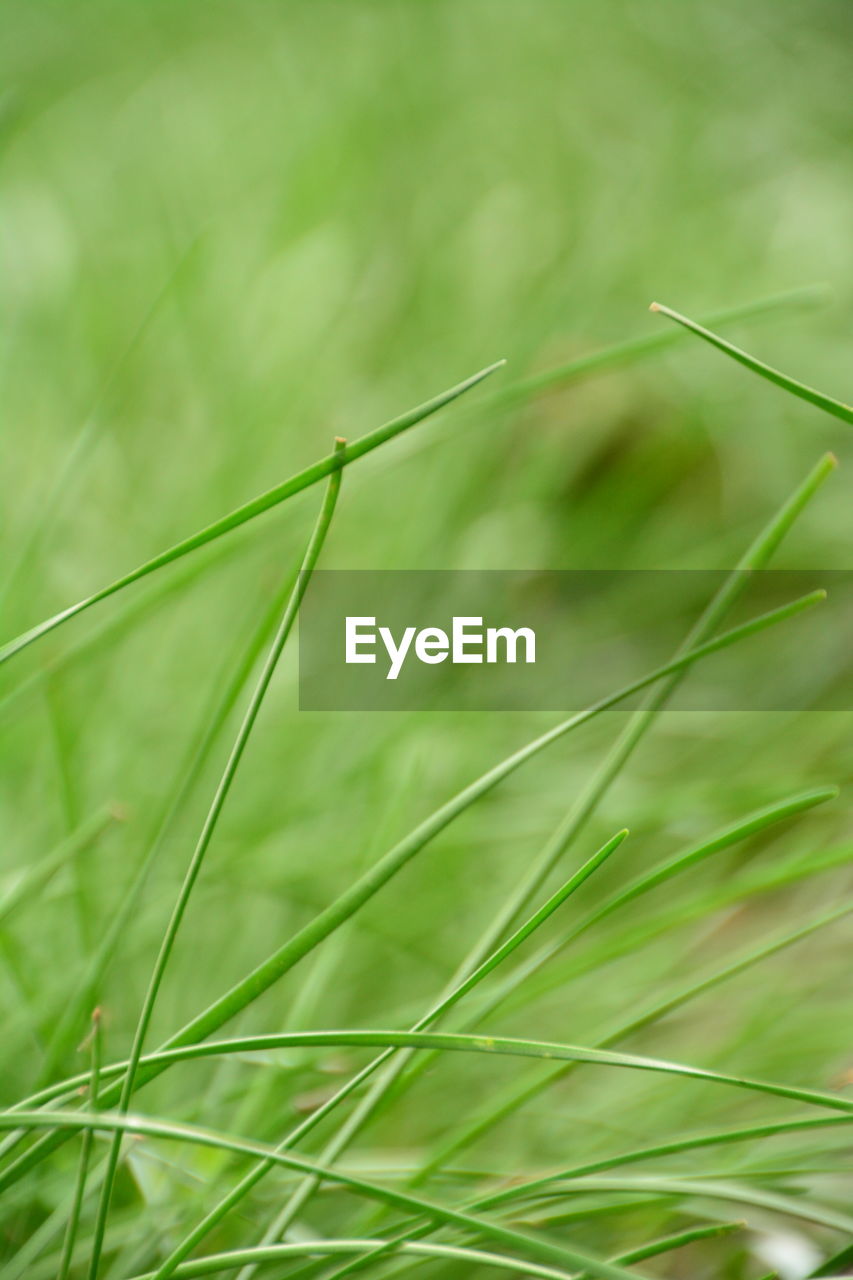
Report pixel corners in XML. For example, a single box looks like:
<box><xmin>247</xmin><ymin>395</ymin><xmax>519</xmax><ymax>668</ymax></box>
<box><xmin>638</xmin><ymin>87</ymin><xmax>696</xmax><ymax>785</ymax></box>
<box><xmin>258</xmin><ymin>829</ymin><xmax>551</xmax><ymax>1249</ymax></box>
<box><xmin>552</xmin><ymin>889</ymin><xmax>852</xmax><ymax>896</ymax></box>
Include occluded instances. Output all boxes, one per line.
<box><xmin>145</xmin><ymin>831</ymin><xmax>630</xmax><ymax>1280</ymax></box>
<box><xmin>478</xmin><ymin>1113</ymin><xmax>853</xmax><ymax>1212</ymax></box>
<box><xmin>607</xmin><ymin>1221</ymin><xmax>745</xmax><ymax>1269</ymax></box>
<box><xmin>0</xmin><ymin>363</ymin><xmax>502</xmax><ymax>670</ymax></box>
<box><xmin>489</xmin><ymin>284</ymin><xmax>827</xmax><ymax>408</ymax></box>
<box><xmin>125</xmin><ymin>1239</ymin><xmax>621</xmax><ymax>1280</ymax></box>
<box><xmin>38</xmin><ymin>562</ymin><xmax>300</xmax><ymax>1084</ymax></box>
<box><xmin>423</xmin><ymin>888</ymin><xmax>851</xmax><ymax>1184</ymax></box>
<box><xmin>0</xmin><ymin>1110</ymin><xmax>649</xmax><ymax>1280</ymax></box>
<box><xmin>532</xmin><ymin>1175</ymin><xmax>853</xmax><ymax>1234</ymax></box>
<box><xmin>56</xmin><ymin>1009</ymin><xmax>102</xmax><ymax>1280</ymax></box>
<box><xmin>650</xmin><ymin>302</ymin><xmax>853</xmax><ymax>424</ymax></box>
<box><xmin>6</xmin><ymin>1025</ymin><xmax>853</xmax><ymax>1127</ymax></box>
<box><xmin>85</xmin><ymin>443</ymin><xmax>347</xmax><ymax>1280</ymax></box>
<box><xmin>123</xmin><ymin>1222</ymin><xmax>746</xmax><ymax>1280</ymax></box>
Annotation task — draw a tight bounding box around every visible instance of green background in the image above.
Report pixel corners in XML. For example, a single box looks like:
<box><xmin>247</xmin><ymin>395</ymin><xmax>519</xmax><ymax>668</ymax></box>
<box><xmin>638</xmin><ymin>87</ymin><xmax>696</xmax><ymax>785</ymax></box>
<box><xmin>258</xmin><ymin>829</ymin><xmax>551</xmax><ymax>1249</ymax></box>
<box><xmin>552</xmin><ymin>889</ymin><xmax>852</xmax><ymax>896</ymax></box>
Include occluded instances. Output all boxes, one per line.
<box><xmin>1</xmin><ymin>3</ymin><xmax>852</xmax><ymax>1275</ymax></box>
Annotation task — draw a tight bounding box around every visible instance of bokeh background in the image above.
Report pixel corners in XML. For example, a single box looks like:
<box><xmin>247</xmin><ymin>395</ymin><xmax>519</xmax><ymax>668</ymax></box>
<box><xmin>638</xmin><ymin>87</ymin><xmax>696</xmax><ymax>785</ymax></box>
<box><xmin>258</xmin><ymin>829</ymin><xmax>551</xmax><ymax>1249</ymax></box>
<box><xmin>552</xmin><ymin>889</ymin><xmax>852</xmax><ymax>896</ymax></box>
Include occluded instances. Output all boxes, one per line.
<box><xmin>1</xmin><ymin>2</ymin><xmax>852</xmax><ymax>1276</ymax></box>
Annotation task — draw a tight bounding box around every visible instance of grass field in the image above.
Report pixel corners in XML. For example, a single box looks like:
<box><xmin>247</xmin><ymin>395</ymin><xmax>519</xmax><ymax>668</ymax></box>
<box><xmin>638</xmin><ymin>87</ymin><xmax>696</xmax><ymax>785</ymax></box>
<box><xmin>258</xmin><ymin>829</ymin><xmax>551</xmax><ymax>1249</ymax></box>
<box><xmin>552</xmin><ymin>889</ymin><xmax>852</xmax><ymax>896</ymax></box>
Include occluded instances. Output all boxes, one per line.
<box><xmin>1</xmin><ymin>3</ymin><xmax>852</xmax><ymax>1278</ymax></box>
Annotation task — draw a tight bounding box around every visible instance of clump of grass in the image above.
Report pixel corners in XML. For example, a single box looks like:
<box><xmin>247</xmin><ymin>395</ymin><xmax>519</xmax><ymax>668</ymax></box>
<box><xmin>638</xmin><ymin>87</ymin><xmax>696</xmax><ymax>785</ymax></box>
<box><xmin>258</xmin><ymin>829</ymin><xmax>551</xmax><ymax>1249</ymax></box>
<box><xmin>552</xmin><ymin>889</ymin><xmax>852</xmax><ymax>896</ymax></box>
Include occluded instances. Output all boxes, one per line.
<box><xmin>0</xmin><ymin>287</ymin><xmax>850</xmax><ymax>1280</ymax></box>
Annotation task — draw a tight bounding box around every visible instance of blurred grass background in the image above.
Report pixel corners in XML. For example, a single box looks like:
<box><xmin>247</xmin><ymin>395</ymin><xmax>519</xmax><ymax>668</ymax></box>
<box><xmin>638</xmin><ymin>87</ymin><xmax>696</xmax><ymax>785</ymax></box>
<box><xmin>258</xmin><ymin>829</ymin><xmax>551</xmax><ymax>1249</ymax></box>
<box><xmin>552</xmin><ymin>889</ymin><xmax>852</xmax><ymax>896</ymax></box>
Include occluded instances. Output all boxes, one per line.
<box><xmin>1</xmin><ymin>1</ymin><xmax>853</xmax><ymax>1274</ymax></box>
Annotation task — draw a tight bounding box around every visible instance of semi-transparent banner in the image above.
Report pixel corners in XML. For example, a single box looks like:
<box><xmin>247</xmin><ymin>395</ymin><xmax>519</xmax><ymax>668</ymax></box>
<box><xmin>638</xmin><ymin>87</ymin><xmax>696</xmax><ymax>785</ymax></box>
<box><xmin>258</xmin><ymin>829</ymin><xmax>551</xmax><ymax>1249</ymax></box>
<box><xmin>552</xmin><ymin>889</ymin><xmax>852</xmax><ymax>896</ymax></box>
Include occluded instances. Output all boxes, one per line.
<box><xmin>298</xmin><ymin>570</ymin><xmax>852</xmax><ymax>711</ymax></box>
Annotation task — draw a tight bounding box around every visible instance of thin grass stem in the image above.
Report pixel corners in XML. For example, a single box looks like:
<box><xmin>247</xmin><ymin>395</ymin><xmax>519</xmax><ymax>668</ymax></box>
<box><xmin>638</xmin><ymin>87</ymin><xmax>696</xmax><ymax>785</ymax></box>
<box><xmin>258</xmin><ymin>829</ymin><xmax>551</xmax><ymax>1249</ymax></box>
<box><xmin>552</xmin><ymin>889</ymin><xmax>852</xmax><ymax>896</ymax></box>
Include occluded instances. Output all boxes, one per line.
<box><xmin>84</xmin><ymin>443</ymin><xmax>346</xmax><ymax>1279</ymax></box>
<box><xmin>649</xmin><ymin>302</ymin><xmax>853</xmax><ymax>424</ymax></box>
<box><xmin>57</xmin><ymin>1009</ymin><xmax>102</xmax><ymax>1280</ymax></box>
<box><xmin>0</xmin><ymin>365</ymin><xmax>502</xmax><ymax>669</ymax></box>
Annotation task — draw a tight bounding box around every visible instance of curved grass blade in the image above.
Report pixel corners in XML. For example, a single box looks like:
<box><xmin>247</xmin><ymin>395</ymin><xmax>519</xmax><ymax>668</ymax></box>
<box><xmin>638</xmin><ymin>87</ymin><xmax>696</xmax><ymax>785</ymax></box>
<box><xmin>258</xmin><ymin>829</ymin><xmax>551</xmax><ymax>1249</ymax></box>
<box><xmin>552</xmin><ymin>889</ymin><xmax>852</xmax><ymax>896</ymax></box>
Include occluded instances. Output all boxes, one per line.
<box><xmin>144</xmin><ymin>832</ymin><xmax>629</xmax><ymax>1280</ymax></box>
<box><xmin>318</xmin><ymin>1205</ymin><xmax>745</xmax><ymax>1280</ymax></box>
<box><xmin>412</xmin><ymin>838</ymin><xmax>844</xmax><ymax>1181</ymax></box>
<box><xmin>0</xmin><ymin>1109</ymin><xmax>648</xmax><ymax>1280</ymax></box>
<box><xmin>0</xmin><ymin>590</ymin><xmax>826</xmax><ymax>1190</ymax></box>
<box><xmin>85</xmin><ymin>444</ymin><xmax>347</xmax><ymax>1278</ymax></box>
<box><xmin>271</xmin><ymin>891</ymin><xmax>853</xmax><ymax>1270</ymax></box>
<box><xmin>492</xmin><ymin>836</ymin><xmax>853</xmax><ymax>1023</ymax></box>
<box><xmin>607</xmin><ymin>1221</ymin><xmax>745</xmax><ymax>1269</ymax></box>
<box><xmin>38</xmin><ymin>560</ymin><xmax>300</xmax><ymax>1085</ymax></box>
<box><xmin>464</xmin><ymin>783</ymin><xmax>840</xmax><ymax>1031</ymax></box>
<box><xmin>650</xmin><ymin>302</ymin><xmax>853</xmax><ymax>425</ymax></box>
<box><xmin>0</xmin><ymin>363</ymin><xmax>503</xmax><ymax>670</ymax></box>
<box><xmin>533</xmin><ymin>1174</ymin><xmax>853</xmax><ymax>1234</ymax></box>
<box><xmin>489</xmin><ymin>283</ymin><xmax>827</xmax><ymax>409</ymax></box>
<box><xmin>5</xmin><ymin>1028</ymin><xmax>853</xmax><ymax>1123</ymax></box>
<box><xmin>57</xmin><ymin>1009</ymin><xmax>102</xmax><ymax>1280</ymax></box>
<box><xmin>121</xmin><ymin>1221</ymin><xmax>747</xmax><ymax>1280</ymax></box>
<box><xmin>477</xmin><ymin>1113</ymin><xmax>853</xmax><ymax>1213</ymax></box>
<box><xmin>124</xmin><ymin>1238</ymin><xmax>618</xmax><ymax>1280</ymax></box>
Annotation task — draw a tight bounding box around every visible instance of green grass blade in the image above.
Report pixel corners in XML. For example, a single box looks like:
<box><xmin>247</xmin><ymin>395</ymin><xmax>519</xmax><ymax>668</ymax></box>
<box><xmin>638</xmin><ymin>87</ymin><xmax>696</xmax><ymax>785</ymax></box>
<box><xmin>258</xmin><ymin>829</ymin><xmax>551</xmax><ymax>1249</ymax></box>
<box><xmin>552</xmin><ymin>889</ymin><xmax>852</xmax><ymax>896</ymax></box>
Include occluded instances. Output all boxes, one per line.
<box><xmin>56</xmin><ymin>1009</ymin><xmax>102</xmax><ymax>1280</ymax></box>
<box><xmin>492</xmin><ymin>837</ymin><xmax>853</xmax><ymax>1023</ymax></box>
<box><xmin>650</xmin><ymin>302</ymin><xmax>853</xmax><ymax>425</ymax></box>
<box><xmin>393</xmin><ymin>784</ymin><xmax>836</xmax><ymax>1183</ymax></box>
<box><xmin>605</xmin><ymin>1221</ymin><xmax>745</xmax><ymax>1269</ymax></box>
<box><xmin>38</xmin><ymin>562</ymin><xmax>299</xmax><ymax>1085</ymax></box>
<box><xmin>411</xmin><ymin>821</ymin><xmax>842</xmax><ymax>1181</ymax></box>
<box><xmin>0</xmin><ymin>363</ymin><xmax>502</xmax><ymax>670</ymax></box>
<box><xmin>6</xmin><ymin>1026</ymin><xmax>853</xmax><ymax>1122</ymax></box>
<box><xmin>538</xmin><ymin>1174</ymin><xmax>853</xmax><ymax>1234</ymax></box>
<box><xmin>480</xmin><ymin>894</ymin><xmax>853</xmax><ymax>1168</ymax></box>
<box><xmin>490</xmin><ymin>283</ymin><xmax>827</xmax><ymax>407</ymax></box>
<box><xmin>0</xmin><ymin>1109</ymin><xmax>649</xmax><ymax>1280</ymax></box>
<box><xmin>124</xmin><ymin>1239</ymin><xmax>618</xmax><ymax>1280</ymax></box>
<box><xmin>477</xmin><ymin>1114</ymin><xmax>853</xmax><ymax>1212</ymax></box>
<box><xmin>84</xmin><ymin>444</ymin><xmax>347</xmax><ymax>1279</ymax></box>
<box><xmin>147</xmin><ymin>831</ymin><xmax>630</xmax><ymax>1280</ymax></box>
